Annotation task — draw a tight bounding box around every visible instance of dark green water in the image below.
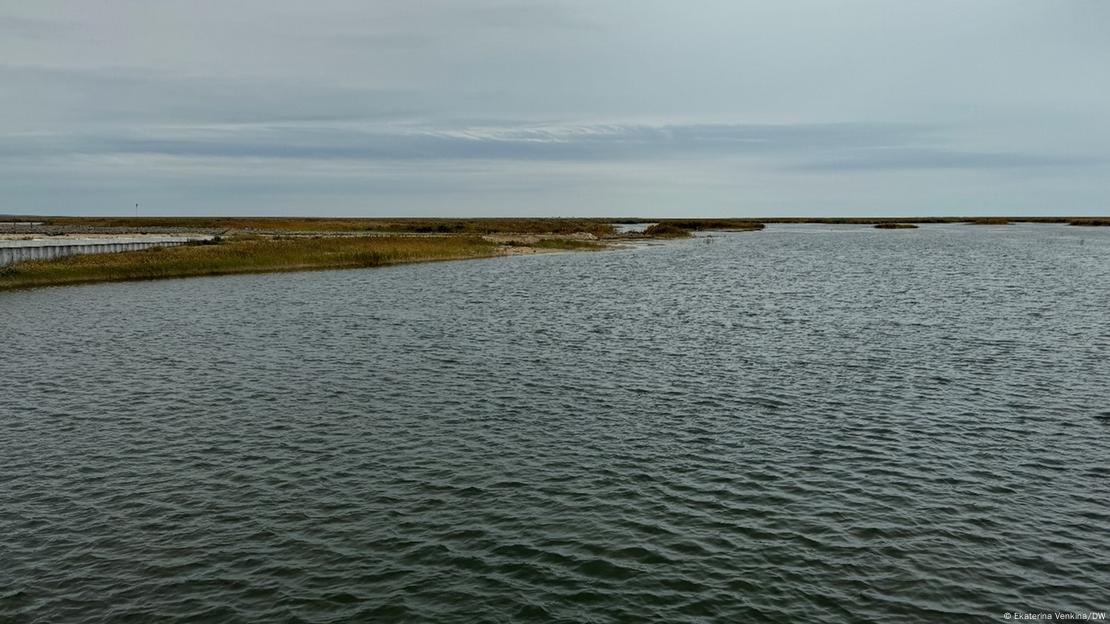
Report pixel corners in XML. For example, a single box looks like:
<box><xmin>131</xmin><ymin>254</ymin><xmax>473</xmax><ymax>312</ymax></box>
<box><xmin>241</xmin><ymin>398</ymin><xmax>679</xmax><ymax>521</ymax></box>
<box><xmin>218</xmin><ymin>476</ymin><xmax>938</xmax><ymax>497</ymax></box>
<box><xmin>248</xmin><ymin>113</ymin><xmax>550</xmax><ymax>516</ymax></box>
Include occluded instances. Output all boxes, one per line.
<box><xmin>2</xmin><ymin>224</ymin><xmax>1108</xmax><ymax>622</ymax></box>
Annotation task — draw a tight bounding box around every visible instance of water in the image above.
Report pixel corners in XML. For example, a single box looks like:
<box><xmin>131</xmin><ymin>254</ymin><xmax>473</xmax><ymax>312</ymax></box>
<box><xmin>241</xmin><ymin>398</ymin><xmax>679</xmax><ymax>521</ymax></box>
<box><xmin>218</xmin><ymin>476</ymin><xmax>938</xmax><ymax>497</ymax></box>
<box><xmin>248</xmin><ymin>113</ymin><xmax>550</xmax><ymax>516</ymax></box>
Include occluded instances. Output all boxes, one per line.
<box><xmin>2</xmin><ymin>224</ymin><xmax>1108</xmax><ymax>622</ymax></box>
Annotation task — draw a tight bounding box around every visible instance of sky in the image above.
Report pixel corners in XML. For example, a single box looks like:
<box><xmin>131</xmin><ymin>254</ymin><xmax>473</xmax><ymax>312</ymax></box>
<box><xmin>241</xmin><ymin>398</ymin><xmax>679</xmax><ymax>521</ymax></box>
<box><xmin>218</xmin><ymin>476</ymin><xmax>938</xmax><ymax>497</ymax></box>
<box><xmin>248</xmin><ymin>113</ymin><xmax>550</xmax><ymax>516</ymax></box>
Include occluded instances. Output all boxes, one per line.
<box><xmin>2</xmin><ymin>0</ymin><xmax>1108</xmax><ymax>217</ymax></box>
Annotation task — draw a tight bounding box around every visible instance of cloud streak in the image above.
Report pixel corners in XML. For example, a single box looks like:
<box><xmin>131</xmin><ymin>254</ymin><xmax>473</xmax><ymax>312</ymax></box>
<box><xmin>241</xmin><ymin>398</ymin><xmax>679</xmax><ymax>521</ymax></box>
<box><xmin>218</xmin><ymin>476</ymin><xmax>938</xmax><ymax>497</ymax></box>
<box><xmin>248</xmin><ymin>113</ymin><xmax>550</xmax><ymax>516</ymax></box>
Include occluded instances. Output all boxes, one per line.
<box><xmin>796</xmin><ymin>148</ymin><xmax>1104</xmax><ymax>172</ymax></box>
<box><xmin>1</xmin><ymin>1</ymin><xmax>1108</xmax><ymax>216</ymax></box>
<box><xmin>4</xmin><ymin>120</ymin><xmax>1095</xmax><ymax>174</ymax></box>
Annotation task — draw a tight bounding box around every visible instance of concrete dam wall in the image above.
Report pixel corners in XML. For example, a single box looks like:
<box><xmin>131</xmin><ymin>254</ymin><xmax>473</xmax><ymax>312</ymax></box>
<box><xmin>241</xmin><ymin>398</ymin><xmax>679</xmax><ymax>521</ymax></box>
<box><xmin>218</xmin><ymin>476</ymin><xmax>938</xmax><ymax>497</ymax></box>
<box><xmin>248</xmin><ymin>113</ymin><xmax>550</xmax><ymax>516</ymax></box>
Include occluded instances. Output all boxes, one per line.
<box><xmin>0</xmin><ymin>237</ymin><xmax>210</xmax><ymax>267</ymax></box>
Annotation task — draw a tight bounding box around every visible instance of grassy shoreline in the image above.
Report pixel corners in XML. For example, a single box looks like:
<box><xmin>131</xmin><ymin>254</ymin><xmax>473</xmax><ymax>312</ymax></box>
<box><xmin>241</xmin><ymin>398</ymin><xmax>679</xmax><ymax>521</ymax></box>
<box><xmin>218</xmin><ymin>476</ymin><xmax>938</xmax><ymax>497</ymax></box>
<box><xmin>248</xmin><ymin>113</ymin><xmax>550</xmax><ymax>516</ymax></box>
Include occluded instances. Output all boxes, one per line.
<box><xmin>3</xmin><ymin>216</ymin><xmax>619</xmax><ymax>236</ymax></box>
<box><xmin>4</xmin><ymin>215</ymin><xmax>1109</xmax><ymax>235</ymax></box>
<box><xmin>3</xmin><ymin>213</ymin><xmax>1108</xmax><ymax>290</ymax></box>
<box><xmin>0</xmin><ymin>236</ymin><xmax>504</xmax><ymax>291</ymax></box>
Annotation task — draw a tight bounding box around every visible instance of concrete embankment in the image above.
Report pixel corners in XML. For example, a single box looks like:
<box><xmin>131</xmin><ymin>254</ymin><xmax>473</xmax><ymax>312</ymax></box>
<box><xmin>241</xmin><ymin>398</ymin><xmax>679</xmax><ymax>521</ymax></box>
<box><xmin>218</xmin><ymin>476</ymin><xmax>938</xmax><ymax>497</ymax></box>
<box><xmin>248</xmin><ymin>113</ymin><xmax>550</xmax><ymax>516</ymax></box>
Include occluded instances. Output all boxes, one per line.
<box><xmin>0</xmin><ymin>236</ymin><xmax>211</xmax><ymax>267</ymax></box>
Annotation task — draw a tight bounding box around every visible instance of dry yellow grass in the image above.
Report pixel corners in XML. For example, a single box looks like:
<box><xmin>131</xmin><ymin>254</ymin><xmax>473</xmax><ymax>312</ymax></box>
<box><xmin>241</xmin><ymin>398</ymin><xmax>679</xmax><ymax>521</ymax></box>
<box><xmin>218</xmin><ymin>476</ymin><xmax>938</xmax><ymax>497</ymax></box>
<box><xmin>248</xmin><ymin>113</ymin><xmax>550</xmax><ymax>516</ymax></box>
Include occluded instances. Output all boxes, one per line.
<box><xmin>0</xmin><ymin>236</ymin><xmax>499</xmax><ymax>290</ymax></box>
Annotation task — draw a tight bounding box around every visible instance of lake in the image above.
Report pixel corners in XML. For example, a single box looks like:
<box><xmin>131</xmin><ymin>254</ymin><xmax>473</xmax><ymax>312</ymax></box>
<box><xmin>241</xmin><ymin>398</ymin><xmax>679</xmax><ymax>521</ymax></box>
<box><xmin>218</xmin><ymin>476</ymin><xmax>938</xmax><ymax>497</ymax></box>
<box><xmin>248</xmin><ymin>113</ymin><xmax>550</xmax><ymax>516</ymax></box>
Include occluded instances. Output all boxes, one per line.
<box><xmin>2</xmin><ymin>224</ymin><xmax>1108</xmax><ymax>622</ymax></box>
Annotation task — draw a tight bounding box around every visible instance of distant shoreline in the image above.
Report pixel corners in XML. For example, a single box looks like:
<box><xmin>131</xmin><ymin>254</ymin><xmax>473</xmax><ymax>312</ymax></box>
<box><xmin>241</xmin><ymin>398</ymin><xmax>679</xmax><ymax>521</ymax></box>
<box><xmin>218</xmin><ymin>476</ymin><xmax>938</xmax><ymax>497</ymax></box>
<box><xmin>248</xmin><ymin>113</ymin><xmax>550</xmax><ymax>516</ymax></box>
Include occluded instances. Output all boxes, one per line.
<box><xmin>3</xmin><ymin>215</ymin><xmax>1109</xmax><ymax>234</ymax></box>
<box><xmin>1</xmin><ymin>216</ymin><xmax>1106</xmax><ymax>291</ymax></box>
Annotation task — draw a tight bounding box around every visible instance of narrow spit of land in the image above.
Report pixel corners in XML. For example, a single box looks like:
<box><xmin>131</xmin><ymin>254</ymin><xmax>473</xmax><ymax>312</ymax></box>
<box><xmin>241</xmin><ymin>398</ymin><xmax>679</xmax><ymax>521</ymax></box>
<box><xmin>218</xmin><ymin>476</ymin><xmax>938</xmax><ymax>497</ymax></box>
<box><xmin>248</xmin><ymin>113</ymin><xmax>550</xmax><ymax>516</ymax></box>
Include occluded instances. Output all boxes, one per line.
<box><xmin>0</xmin><ymin>218</ymin><xmax>652</xmax><ymax>290</ymax></box>
<box><xmin>0</xmin><ymin>236</ymin><xmax>506</xmax><ymax>290</ymax></box>
<box><xmin>1</xmin><ymin>215</ymin><xmax>1106</xmax><ymax>290</ymax></box>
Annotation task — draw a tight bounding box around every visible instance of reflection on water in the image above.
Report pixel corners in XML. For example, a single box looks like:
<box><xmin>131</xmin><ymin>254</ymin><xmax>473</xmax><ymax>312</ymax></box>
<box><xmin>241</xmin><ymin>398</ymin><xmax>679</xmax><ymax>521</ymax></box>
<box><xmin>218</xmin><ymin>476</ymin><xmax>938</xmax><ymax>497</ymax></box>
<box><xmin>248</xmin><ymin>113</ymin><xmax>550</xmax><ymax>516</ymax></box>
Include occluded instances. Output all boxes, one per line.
<box><xmin>2</xmin><ymin>224</ymin><xmax>1109</xmax><ymax>622</ymax></box>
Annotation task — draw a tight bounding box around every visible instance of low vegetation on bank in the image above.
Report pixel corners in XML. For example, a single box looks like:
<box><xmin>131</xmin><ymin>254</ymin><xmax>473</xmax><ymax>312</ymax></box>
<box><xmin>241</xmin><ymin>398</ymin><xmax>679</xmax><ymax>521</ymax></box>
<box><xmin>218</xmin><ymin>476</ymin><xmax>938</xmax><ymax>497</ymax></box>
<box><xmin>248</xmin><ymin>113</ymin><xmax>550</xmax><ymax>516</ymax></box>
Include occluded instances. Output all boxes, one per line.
<box><xmin>502</xmin><ymin>238</ymin><xmax>604</xmax><ymax>250</ymax></box>
<box><xmin>6</xmin><ymin>213</ymin><xmax>1110</xmax><ymax>290</ymax></box>
<box><xmin>640</xmin><ymin>219</ymin><xmax>764</xmax><ymax>238</ymax></box>
<box><xmin>20</xmin><ymin>216</ymin><xmax>617</xmax><ymax>237</ymax></box>
<box><xmin>655</xmin><ymin>219</ymin><xmax>764</xmax><ymax>231</ymax></box>
<box><xmin>741</xmin><ymin>217</ymin><xmax>1077</xmax><ymax>224</ymax></box>
<box><xmin>642</xmin><ymin>223</ymin><xmax>692</xmax><ymax>238</ymax></box>
<box><xmin>8</xmin><ymin>215</ymin><xmax>1110</xmax><ymax>234</ymax></box>
<box><xmin>0</xmin><ymin>236</ymin><xmax>499</xmax><ymax>290</ymax></box>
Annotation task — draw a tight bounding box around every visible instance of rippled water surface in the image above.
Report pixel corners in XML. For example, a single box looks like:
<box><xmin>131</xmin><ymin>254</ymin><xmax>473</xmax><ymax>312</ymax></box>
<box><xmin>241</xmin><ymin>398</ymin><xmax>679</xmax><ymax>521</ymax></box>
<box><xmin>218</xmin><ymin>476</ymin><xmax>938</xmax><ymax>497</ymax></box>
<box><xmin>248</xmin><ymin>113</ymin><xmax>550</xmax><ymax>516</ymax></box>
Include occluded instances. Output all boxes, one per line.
<box><xmin>3</xmin><ymin>224</ymin><xmax>1109</xmax><ymax>622</ymax></box>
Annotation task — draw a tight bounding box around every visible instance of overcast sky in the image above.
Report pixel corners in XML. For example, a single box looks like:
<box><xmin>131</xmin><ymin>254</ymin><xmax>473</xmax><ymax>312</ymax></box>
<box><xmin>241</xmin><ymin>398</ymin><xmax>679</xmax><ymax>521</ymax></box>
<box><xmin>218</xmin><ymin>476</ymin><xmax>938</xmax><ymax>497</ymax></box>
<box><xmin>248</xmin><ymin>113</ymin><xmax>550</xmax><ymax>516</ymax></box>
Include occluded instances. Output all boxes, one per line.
<box><xmin>2</xmin><ymin>0</ymin><xmax>1108</xmax><ymax>217</ymax></box>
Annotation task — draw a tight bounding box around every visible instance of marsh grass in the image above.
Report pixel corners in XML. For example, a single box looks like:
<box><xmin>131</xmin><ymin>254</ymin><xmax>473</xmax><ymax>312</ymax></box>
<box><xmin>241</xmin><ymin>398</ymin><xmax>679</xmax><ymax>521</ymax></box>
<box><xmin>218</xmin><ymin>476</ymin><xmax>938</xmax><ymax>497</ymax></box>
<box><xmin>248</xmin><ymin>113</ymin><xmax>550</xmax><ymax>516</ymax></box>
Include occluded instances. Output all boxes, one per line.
<box><xmin>874</xmin><ymin>223</ymin><xmax>919</xmax><ymax>229</ymax></box>
<box><xmin>0</xmin><ymin>236</ymin><xmax>498</xmax><ymax>290</ymax></box>
<box><xmin>33</xmin><ymin>216</ymin><xmax>617</xmax><ymax>237</ymax></box>
<box><xmin>966</xmin><ymin>218</ymin><xmax>1011</xmax><ymax>225</ymax></box>
<box><xmin>643</xmin><ymin>223</ymin><xmax>692</xmax><ymax>238</ymax></box>
<box><xmin>533</xmin><ymin>239</ymin><xmax>603</xmax><ymax>250</ymax></box>
<box><xmin>1068</xmin><ymin>218</ymin><xmax>1110</xmax><ymax>226</ymax></box>
<box><xmin>640</xmin><ymin>220</ymin><xmax>764</xmax><ymax>238</ymax></box>
<box><xmin>501</xmin><ymin>238</ymin><xmax>603</xmax><ymax>250</ymax></box>
<box><xmin>724</xmin><ymin>217</ymin><xmax>1072</xmax><ymax>224</ymax></box>
<box><xmin>610</xmin><ymin>217</ymin><xmax>1109</xmax><ymax>225</ymax></box>
<box><xmin>655</xmin><ymin>219</ymin><xmax>765</xmax><ymax>231</ymax></box>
